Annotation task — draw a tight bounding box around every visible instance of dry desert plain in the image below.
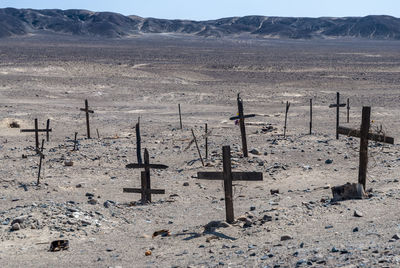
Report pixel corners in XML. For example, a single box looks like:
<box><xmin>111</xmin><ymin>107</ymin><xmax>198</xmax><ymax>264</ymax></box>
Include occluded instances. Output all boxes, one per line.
<box><xmin>1</xmin><ymin>34</ymin><xmax>400</xmax><ymax>267</ymax></box>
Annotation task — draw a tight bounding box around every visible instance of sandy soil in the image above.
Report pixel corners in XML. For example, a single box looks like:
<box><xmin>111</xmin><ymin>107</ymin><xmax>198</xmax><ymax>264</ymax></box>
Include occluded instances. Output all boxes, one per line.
<box><xmin>0</xmin><ymin>35</ymin><xmax>400</xmax><ymax>267</ymax></box>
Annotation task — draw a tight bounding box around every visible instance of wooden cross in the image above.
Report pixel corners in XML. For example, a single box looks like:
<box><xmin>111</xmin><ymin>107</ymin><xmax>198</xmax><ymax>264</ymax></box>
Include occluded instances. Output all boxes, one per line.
<box><xmin>72</xmin><ymin>132</ymin><xmax>78</xmax><ymax>151</ymax></box>
<box><xmin>124</xmin><ymin>148</ymin><xmax>168</xmax><ymax>203</ymax></box>
<box><xmin>347</xmin><ymin>98</ymin><xmax>350</xmax><ymax>123</ymax></box>
<box><xmin>329</xmin><ymin>92</ymin><xmax>346</xmax><ymax>139</ymax></box>
<box><xmin>309</xmin><ymin>99</ymin><xmax>313</xmax><ymax>135</ymax></box>
<box><xmin>178</xmin><ymin>104</ymin><xmax>183</xmax><ymax>130</ymax></box>
<box><xmin>80</xmin><ymin>99</ymin><xmax>94</xmax><ymax>139</ymax></box>
<box><xmin>197</xmin><ymin>145</ymin><xmax>263</xmax><ymax>223</ymax></box>
<box><xmin>20</xmin><ymin>118</ymin><xmax>52</xmax><ymax>151</ymax></box>
<box><xmin>229</xmin><ymin>94</ymin><xmax>256</xmax><ymax>157</ymax></box>
<box><xmin>37</xmin><ymin>139</ymin><xmax>45</xmax><ymax>185</ymax></box>
<box><xmin>338</xmin><ymin>106</ymin><xmax>394</xmax><ymax>190</ymax></box>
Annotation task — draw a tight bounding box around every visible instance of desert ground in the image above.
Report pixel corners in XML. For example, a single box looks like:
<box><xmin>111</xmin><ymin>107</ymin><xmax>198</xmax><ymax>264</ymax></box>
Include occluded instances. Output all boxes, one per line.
<box><xmin>0</xmin><ymin>34</ymin><xmax>400</xmax><ymax>267</ymax></box>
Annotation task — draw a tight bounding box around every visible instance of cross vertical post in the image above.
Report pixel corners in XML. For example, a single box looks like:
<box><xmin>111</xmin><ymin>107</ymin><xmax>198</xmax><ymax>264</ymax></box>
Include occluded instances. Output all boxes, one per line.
<box><xmin>205</xmin><ymin>123</ymin><xmax>208</xmax><ymax>160</ymax></box>
<box><xmin>34</xmin><ymin>118</ymin><xmax>39</xmax><ymax>150</ymax></box>
<box><xmin>329</xmin><ymin>92</ymin><xmax>346</xmax><ymax>140</ymax></box>
<box><xmin>46</xmin><ymin>119</ymin><xmax>50</xmax><ymax>142</ymax></box>
<box><xmin>238</xmin><ymin>94</ymin><xmax>248</xmax><ymax>157</ymax></box>
<box><xmin>143</xmin><ymin>149</ymin><xmax>152</xmax><ymax>202</ymax></box>
<box><xmin>178</xmin><ymin>104</ymin><xmax>183</xmax><ymax>130</ymax></box>
<box><xmin>73</xmin><ymin>132</ymin><xmax>78</xmax><ymax>151</ymax></box>
<box><xmin>309</xmin><ymin>99</ymin><xmax>312</xmax><ymax>135</ymax></box>
<box><xmin>284</xmin><ymin>101</ymin><xmax>290</xmax><ymax>138</ymax></box>
<box><xmin>358</xmin><ymin>106</ymin><xmax>371</xmax><ymax>190</ymax></box>
<box><xmin>347</xmin><ymin>98</ymin><xmax>350</xmax><ymax>123</ymax></box>
<box><xmin>222</xmin><ymin>146</ymin><xmax>234</xmax><ymax>223</ymax></box>
<box><xmin>136</xmin><ymin>118</ymin><xmax>142</xmax><ymax>165</ymax></box>
<box><xmin>37</xmin><ymin>139</ymin><xmax>45</xmax><ymax>185</ymax></box>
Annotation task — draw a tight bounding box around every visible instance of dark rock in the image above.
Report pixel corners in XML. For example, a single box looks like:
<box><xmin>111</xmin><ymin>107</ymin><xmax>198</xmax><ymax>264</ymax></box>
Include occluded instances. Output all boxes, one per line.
<box><xmin>10</xmin><ymin>223</ymin><xmax>20</xmax><ymax>231</ymax></box>
<box><xmin>183</xmin><ymin>182</ymin><xmax>189</xmax><ymax>186</ymax></box>
<box><xmin>325</xmin><ymin>159</ymin><xmax>333</xmax><ymax>164</ymax></box>
<box><xmin>353</xmin><ymin>227</ymin><xmax>359</xmax><ymax>232</ymax></box>
<box><xmin>280</xmin><ymin>235</ymin><xmax>292</xmax><ymax>241</ymax></box>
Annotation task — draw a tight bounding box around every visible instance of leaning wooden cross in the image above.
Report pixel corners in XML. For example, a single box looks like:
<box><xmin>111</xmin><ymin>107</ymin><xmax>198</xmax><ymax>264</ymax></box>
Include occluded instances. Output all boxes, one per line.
<box><xmin>36</xmin><ymin>139</ymin><xmax>45</xmax><ymax>185</ymax></box>
<box><xmin>329</xmin><ymin>92</ymin><xmax>346</xmax><ymax>140</ymax></box>
<box><xmin>20</xmin><ymin>118</ymin><xmax>52</xmax><ymax>151</ymax></box>
<box><xmin>197</xmin><ymin>145</ymin><xmax>263</xmax><ymax>223</ymax></box>
<box><xmin>123</xmin><ymin>148</ymin><xmax>168</xmax><ymax>203</ymax></box>
<box><xmin>229</xmin><ymin>94</ymin><xmax>256</xmax><ymax>157</ymax></box>
<box><xmin>337</xmin><ymin>106</ymin><xmax>394</xmax><ymax>191</ymax></box>
<box><xmin>80</xmin><ymin>99</ymin><xmax>94</xmax><ymax>139</ymax></box>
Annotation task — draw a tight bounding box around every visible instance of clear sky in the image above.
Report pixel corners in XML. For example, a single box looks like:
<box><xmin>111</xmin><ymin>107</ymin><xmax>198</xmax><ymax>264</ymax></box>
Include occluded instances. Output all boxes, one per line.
<box><xmin>1</xmin><ymin>0</ymin><xmax>399</xmax><ymax>20</ymax></box>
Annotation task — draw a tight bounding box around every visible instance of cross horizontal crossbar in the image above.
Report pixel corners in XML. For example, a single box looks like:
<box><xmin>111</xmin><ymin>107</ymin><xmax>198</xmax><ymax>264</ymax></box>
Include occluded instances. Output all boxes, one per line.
<box><xmin>20</xmin><ymin>129</ymin><xmax>52</xmax><ymax>133</ymax></box>
<box><xmin>126</xmin><ymin>163</ymin><xmax>168</xmax><ymax>169</ymax></box>
<box><xmin>329</xmin><ymin>104</ymin><xmax>346</xmax><ymax>108</ymax></box>
<box><xmin>338</xmin><ymin>126</ymin><xmax>394</xmax><ymax>144</ymax></box>
<box><xmin>197</xmin><ymin>171</ymin><xmax>263</xmax><ymax>181</ymax></box>
<box><xmin>229</xmin><ymin>114</ymin><xmax>256</xmax><ymax>121</ymax></box>
<box><xmin>80</xmin><ymin>108</ymin><xmax>94</xmax><ymax>113</ymax></box>
<box><xmin>123</xmin><ymin>188</ymin><xmax>165</xmax><ymax>194</ymax></box>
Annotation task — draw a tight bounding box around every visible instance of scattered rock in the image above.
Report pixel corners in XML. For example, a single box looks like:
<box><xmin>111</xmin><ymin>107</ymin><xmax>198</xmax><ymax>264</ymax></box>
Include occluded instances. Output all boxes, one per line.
<box><xmin>280</xmin><ymin>235</ymin><xmax>292</xmax><ymax>241</ymax></box>
<box><xmin>325</xmin><ymin>159</ymin><xmax>333</xmax><ymax>164</ymax></box>
<box><xmin>64</xmin><ymin>161</ymin><xmax>74</xmax><ymax>167</ymax></box>
<box><xmin>250</xmin><ymin>148</ymin><xmax>260</xmax><ymax>155</ymax></box>
<box><xmin>392</xmin><ymin>234</ymin><xmax>400</xmax><ymax>240</ymax></box>
<box><xmin>88</xmin><ymin>199</ymin><xmax>98</xmax><ymax>205</ymax></box>
<box><xmin>204</xmin><ymin>221</ymin><xmax>230</xmax><ymax>232</ymax></box>
<box><xmin>10</xmin><ymin>223</ymin><xmax>20</xmax><ymax>231</ymax></box>
<box><xmin>354</xmin><ymin>210</ymin><xmax>363</xmax><ymax>217</ymax></box>
<box><xmin>353</xmin><ymin>227</ymin><xmax>359</xmax><ymax>232</ymax></box>
<box><xmin>270</xmin><ymin>189</ymin><xmax>279</xmax><ymax>195</ymax></box>
<box><xmin>331</xmin><ymin>183</ymin><xmax>366</xmax><ymax>201</ymax></box>
<box><xmin>9</xmin><ymin>121</ymin><xmax>20</xmax><ymax>128</ymax></box>
<box><xmin>183</xmin><ymin>182</ymin><xmax>189</xmax><ymax>186</ymax></box>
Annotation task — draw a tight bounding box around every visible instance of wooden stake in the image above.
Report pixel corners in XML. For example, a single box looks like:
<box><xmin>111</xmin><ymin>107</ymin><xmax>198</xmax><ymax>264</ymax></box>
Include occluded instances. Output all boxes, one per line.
<box><xmin>96</xmin><ymin>128</ymin><xmax>100</xmax><ymax>139</ymax></box>
<box><xmin>35</xmin><ymin>118</ymin><xmax>39</xmax><ymax>150</ymax></box>
<box><xmin>222</xmin><ymin>146</ymin><xmax>234</xmax><ymax>223</ymax></box>
<box><xmin>73</xmin><ymin>132</ymin><xmax>78</xmax><ymax>151</ymax></box>
<box><xmin>191</xmin><ymin>129</ymin><xmax>205</xmax><ymax>166</ymax></box>
<box><xmin>309</xmin><ymin>99</ymin><xmax>312</xmax><ymax>135</ymax></box>
<box><xmin>238</xmin><ymin>94</ymin><xmax>248</xmax><ymax>157</ymax></box>
<box><xmin>284</xmin><ymin>101</ymin><xmax>290</xmax><ymax>138</ymax></box>
<box><xmin>178</xmin><ymin>104</ymin><xmax>182</xmax><ymax>130</ymax></box>
<box><xmin>205</xmin><ymin>123</ymin><xmax>208</xmax><ymax>160</ymax></box>
<box><xmin>144</xmin><ymin>149</ymin><xmax>152</xmax><ymax>202</ymax></box>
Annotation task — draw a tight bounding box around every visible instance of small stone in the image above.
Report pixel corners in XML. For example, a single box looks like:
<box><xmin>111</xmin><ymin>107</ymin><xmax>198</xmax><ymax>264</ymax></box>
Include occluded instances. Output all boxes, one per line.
<box><xmin>325</xmin><ymin>159</ymin><xmax>333</xmax><ymax>164</ymax></box>
<box><xmin>75</xmin><ymin>184</ymin><xmax>82</xmax><ymax>188</ymax></box>
<box><xmin>280</xmin><ymin>235</ymin><xmax>292</xmax><ymax>241</ymax></box>
<box><xmin>11</xmin><ymin>223</ymin><xmax>20</xmax><ymax>231</ymax></box>
<box><xmin>64</xmin><ymin>161</ymin><xmax>74</xmax><ymax>167</ymax></box>
<box><xmin>353</xmin><ymin>227</ymin><xmax>359</xmax><ymax>232</ymax></box>
<box><xmin>262</xmin><ymin>215</ymin><xmax>272</xmax><ymax>222</ymax></box>
<box><xmin>88</xmin><ymin>199</ymin><xmax>98</xmax><ymax>205</ymax></box>
<box><xmin>250</xmin><ymin>206</ymin><xmax>256</xmax><ymax>211</ymax></box>
<box><xmin>183</xmin><ymin>182</ymin><xmax>189</xmax><ymax>186</ymax></box>
<box><xmin>331</xmin><ymin>247</ymin><xmax>339</xmax><ymax>253</ymax></box>
<box><xmin>270</xmin><ymin>189</ymin><xmax>279</xmax><ymax>195</ymax></box>
<box><xmin>250</xmin><ymin>149</ymin><xmax>260</xmax><ymax>155</ymax></box>
<box><xmin>325</xmin><ymin>225</ymin><xmax>333</xmax><ymax>229</ymax></box>
<box><xmin>354</xmin><ymin>210</ymin><xmax>363</xmax><ymax>217</ymax></box>
<box><xmin>392</xmin><ymin>234</ymin><xmax>400</xmax><ymax>240</ymax></box>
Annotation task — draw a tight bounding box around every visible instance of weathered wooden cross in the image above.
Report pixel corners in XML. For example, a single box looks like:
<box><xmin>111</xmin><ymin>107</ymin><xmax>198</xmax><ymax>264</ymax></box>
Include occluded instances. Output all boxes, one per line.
<box><xmin>338</xmin><ymin>106</ymin><xmax>394</xmax><ymax>190</ymax></box>
<box><xmin>20</xmin><ymin>118</ymin><xmax>52</xmax><ymax>151</ymax></box>
<box><xmin>124</xmin><ymin>148</ymin><xmax>168</xmax><ymax>203</ymax></box>
<box><xmin>197</xmin><ymin>145</ymin><xmax>263</xmax><ymax>223</ymax></box>
<box><xmin>329</xmin><ymin>92</ymin><xmax>346</xmax><ymax>139</ymax></box>
<box><xmin>80</xmin><ymin>99</ymin><xmax>94</xmax><ymax>139</ymax></box>
<box><xmin>229</xmin><ymin>94</ymin><xmax>256</xmax><ymax>157</ymax></box>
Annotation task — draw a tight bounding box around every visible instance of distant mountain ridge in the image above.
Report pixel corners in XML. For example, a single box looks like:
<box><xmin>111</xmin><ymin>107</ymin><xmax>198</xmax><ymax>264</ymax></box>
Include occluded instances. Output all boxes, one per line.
<box><xmin>1</xmin><ymin>8</ymin><xmax>400</xmax><ymax>40</ymax></box>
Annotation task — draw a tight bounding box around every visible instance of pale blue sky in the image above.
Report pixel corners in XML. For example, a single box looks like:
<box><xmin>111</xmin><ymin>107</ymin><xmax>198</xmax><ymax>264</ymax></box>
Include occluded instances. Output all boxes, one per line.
<box><xmin>1</xmin><ymin>0</ymin><xmax>399</xmax><ymax>20</ymax></box>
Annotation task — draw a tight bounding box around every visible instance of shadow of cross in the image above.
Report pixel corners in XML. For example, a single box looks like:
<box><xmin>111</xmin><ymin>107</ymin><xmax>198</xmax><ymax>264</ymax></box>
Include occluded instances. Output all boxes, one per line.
<box><xmin>329</xmin><ymin>92</ymin><xmax>347</xmax><ymax>139</ymax></box>
<box><xmin>80</xmin><ymin>99</ymin><xmax>94</xmax><ymax>139</ymax></box>
<box><xmin>197</xmin><ymin>145</ymin><xmax>263</xmax><ymax>223</ymax></box>
<box><xmin>229</xmin><ymin>93</ymin><xmax>256</xmax><ymax>157</ymax></box>
<box><xmin>20</xmin><ymin>118</ymin><xmax>52</xmax><ymax>151</ymax></box>
<box><xmin>338</xmin><ymin>106</ymin><xmax>394</xmax><ymax>190</ymax></box>
<box><xmin>124</xmin><ymin>148</ymin><xmax>168</xmax><ymax>203</ymax></box>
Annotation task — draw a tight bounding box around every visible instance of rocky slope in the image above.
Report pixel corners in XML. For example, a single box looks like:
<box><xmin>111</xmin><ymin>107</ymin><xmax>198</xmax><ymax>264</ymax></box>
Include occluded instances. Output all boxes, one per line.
<box><xmin>0</xmin><ymin>8</ymin><xmax>400</xmax><ymax>39</ymax></box>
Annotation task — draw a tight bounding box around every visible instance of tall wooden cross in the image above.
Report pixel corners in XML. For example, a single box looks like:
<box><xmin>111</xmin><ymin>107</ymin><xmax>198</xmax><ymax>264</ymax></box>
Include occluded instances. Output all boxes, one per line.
<box><xmin>338</xmin><ymin>106</ymin><xmax>394</xmax><ymax>190</ymax></box>
<box><xmin>80</xmin><ymin>99</ymin><xmax>94</xmax><ymax>139</ymax></box>
<box><xmin>197</xmin><ymin>145</ymin><xmax>263</xmax><ymax>223</ymax></box>
<box><xmin>329</xmin><ymin>92</ymin><xmax>346</xmax><ymax>139</ymax></box>
<box><xmin>20</xmin><ymin>118</ymin><xmax>52</xmax><ymax>151</ymax></box>
<box><xmin>229</xmin><ymin>94</ymin><xmax>256</xmax><ymax>157</ymax></box>
<box><xmin>124</xmin><ymin>148</ymin><xmax>168</xmax><ymax>203</ymax></box>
